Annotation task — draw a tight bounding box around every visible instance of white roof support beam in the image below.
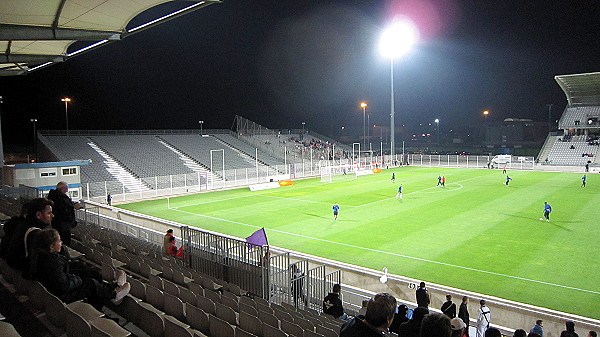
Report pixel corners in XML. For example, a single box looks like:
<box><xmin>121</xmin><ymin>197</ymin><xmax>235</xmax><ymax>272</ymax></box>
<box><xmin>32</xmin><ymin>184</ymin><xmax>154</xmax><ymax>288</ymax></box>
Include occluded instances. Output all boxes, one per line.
<box><xmin>0</xmin><ymin>24</ymin><xmax>121</xmax><ymax>41</ymax></box>
<box><xmin>0</xmin><ymin>53</ymin><xmax>65</xmax><ymax>63</ymax></box>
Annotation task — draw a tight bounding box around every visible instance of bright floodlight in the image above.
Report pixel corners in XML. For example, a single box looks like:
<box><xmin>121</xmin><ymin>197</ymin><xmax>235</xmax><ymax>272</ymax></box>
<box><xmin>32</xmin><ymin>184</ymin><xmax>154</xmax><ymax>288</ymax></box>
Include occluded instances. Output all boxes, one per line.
<box><xmin>379</xmin><ymin>18</ymin><xmax>419</xmax><ymax>59</ymax></box>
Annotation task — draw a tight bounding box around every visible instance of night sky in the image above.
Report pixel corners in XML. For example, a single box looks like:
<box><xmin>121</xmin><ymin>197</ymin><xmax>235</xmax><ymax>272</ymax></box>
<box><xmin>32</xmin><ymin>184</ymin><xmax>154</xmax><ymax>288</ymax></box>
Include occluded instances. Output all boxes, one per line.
<box><xmin>1</xmin><ymin>0</ymin><xmax>599</xmax><ymax>151</ymax></box>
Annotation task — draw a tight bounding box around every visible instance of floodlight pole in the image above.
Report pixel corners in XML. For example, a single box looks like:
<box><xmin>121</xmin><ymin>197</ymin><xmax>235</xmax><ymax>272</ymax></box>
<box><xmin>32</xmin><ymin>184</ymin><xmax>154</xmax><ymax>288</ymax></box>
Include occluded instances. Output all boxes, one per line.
<box><xmin>30</xmin><ymin>118</ymin><xmax>38</xmax><ymax>160</ymax></box>
<box><xmin>547</xmin><ymin>104</ymin><xmax>553</xmax><ymax>133</ymax></box>
<box><xmin>390</xmin><ymin>58</ymin><xmax>395</xmax><ymax>163</ymax></box>
<box><xmin>61</xmin><ymin>97</ymin><xmax>71</xmax><ymax>135</ymax></box>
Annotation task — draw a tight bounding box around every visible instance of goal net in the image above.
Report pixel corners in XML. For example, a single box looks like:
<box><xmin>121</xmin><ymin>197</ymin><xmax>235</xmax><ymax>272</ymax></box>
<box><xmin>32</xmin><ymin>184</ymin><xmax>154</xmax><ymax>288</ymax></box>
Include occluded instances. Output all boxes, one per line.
<box><xmin>320</xmin><ymin>164</ymin><xmax>358</xmax><ymax>183</ymax></box>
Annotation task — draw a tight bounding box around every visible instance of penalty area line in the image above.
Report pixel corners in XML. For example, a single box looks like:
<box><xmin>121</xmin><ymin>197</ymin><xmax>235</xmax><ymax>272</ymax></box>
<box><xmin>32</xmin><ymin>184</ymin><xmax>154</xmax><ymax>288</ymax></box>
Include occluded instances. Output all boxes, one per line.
<box><xmin>168</xmin><ymin>207</ymin><xmax>599</xmax><ymax>296</ymax></box>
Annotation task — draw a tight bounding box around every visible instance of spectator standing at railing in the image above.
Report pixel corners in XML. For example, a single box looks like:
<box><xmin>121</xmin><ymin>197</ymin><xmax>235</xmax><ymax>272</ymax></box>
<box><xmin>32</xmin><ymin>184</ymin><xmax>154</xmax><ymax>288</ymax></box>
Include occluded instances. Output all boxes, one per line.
<box><xmin>476</xmin><ymin>300</ymin><xmax>491</xmax><ymax>337</ymax></box>
<box><xmin>458</xmin><ymin>296</ymin><xmax>470</xmax><ymax>336</ymax></box>
<box><xmin>560</xmin><ymin>321</ymin><xmax>579</xmax><ymax>337</ymax></box>
<box><xmin>530</xmin><ymin>320</ymin><xmax>544</xmax><ymax>337</ymax></box>
<box><xmin>47</xmin><ymin>181</ymin><xmax>82</xmax><ymax>246</ymax></box>
<box><xmin>416</xmin><ymin>282</ymin><xmax>430</xmax><ymax>308</ymax></box>
<box><xmin>441</xmin><ymin>294</ymin><xmax>457</xmax><ymax>318</ymax></box>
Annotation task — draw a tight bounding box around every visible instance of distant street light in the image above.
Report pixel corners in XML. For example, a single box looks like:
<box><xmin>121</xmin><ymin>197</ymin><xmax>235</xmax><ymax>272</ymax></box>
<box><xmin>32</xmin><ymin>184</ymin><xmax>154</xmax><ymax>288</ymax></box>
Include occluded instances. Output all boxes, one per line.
<box><xmin>301</xmin><ymin>121</ymin><xmax>306</xmax><ymax>139</ymax></box>
<box><xmin>30</xmin><ymin>118</ymin><xmax>38</xmax><ymax>160</ymax></box>
<box><xmin>360</xmin><ymin>102</ymin><xmax>367</xmax><ymax>150</ymax></box>
<box><xmin>483</xmin><ymin>110</ymin><xmax>489</xmax><ymax>126</ymax></box>
<box><xmin>199</xmin><ymin>120</ymin><xmax>204</xmax><ymax>135</ymax></box>
<box><xmin>434</xmin><ymin>118</ymin><xmax>440</xmax><ymax>144</ymax></box>
<box><xmin>380</xmin><ymin>18</ymin><xmax>419</xmax><ymax>160</ymax></box>
<box><xmin>61</xmin><ymin>97</ymin><xmax>71</xmax><ymax>134</ymax></box>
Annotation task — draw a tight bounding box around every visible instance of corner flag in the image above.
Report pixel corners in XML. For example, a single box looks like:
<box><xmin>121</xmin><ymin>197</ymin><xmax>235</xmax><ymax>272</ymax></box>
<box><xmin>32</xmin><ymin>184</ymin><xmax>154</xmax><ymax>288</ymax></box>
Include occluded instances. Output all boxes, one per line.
<box><xmin>246</xmin><ymin>227</ymin><xmax>268</xmax><ymax>247</ymax></box>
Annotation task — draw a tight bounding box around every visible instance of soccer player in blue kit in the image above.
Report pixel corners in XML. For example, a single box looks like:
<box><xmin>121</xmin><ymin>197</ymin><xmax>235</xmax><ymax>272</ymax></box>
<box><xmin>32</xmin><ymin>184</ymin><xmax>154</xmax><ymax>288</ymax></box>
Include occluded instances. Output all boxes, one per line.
<box><xmin>542</xmin><ymin>202</ymin><xmax>552</xmax><ymax>222</ymax></box>
<box><xmin>332</xmin><ymin>203</ymin><xmax>340</xmax><ymax>220</ymax></box>
<box><xmin>396</xmin><ymin>184</ymin><xmax>403</xmax><ymax>199</ymax></box>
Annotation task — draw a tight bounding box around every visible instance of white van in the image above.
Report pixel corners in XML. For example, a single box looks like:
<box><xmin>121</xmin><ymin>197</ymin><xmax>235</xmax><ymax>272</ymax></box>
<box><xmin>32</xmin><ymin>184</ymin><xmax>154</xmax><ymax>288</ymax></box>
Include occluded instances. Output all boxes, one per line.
<box><xmin>491</xmin><ymin>155</ymin><xmax>512</xmax><ymax>165</ymax></box>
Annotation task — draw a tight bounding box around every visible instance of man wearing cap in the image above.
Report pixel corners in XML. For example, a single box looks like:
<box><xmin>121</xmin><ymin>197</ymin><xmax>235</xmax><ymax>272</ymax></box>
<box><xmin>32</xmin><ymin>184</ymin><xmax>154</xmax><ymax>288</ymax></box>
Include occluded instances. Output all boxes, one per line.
<box><xmin>451</xmin><ymin>317</ymin><xmax>467</xmax><ymax>337</ymax></box>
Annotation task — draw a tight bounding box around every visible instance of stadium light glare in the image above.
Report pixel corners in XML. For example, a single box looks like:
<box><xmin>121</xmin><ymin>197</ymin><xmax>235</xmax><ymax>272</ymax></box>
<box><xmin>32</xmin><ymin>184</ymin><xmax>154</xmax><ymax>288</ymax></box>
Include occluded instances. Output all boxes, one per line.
<box><xmin>379</xmin><ymin>19</ymin><xmax>419</xmax><ymax>59</ymax></box>
<box><xmin>380</xmin><ymin>18</ymin><xmax>419</xmax><ymax>160</ymax></box>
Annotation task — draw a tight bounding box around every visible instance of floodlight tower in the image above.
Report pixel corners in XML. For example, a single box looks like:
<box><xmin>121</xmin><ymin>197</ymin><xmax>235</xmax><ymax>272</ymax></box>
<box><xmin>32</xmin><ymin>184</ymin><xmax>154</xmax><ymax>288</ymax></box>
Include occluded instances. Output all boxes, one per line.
<box><xmin>61</xmin><ymin>97</ymin><xmax>71</xmax><ymax>134</ymax></box>
<box><xmin>379</xmin><ymin>18</ymin><xmax>418</xmax><ymax>161</ymax></box>
<box><xmin>360</xmin><ymin>102</ymin><xmax>367</xmax><ymax>149</ymax></box>
<box><xmin>434</xmin><ymin>118</ymin><xmax>440</xmax><ymax>144</ymax></box>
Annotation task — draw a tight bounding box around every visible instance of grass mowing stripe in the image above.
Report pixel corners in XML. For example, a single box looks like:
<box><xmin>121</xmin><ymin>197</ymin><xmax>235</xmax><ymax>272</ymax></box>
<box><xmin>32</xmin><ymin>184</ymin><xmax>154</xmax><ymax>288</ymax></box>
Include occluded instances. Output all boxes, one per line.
<box><xmin>169</xmin><ymin>205</ymin><xmax>600</xmax><ymax>295</ymax></box>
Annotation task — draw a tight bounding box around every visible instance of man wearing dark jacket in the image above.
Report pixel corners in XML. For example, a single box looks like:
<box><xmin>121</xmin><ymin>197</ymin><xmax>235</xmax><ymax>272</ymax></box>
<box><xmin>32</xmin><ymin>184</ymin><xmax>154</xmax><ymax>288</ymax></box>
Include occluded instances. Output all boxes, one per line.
<box><xmin>47</xmin><ymin>181</ymin><xmax>81</xmax><ymax>246</ymax></box>
<box><xmin>341</xmin><ymin>293</ymin><xmax>397</xmax><ymax>337</ymax></box>
<box><xmin>0</xmin><ymin>202</ymin><xmax>28</xmax><ymax>258</ymax></box>
<box><xmin>323</xmin><ymin>283</ymin><xmax>345</xmax><ymax>319</ymax></box>
<box><xmin>441</xmin><ymin>294</ymin><xmax>457</xmax><ymax>318</ymax></box>
<box><xmin>6</xmin><ymin>198</ymin><xmax>54</xmax><ymax>271</ymax></box>
<box><xmin>458</xmin><ymin>296</ymin><xmax>470</xmax><ymax>336</ymax></box>
<box><xmin>416</xmin><ymin>281</ymin><xmax>430</xmax><ymax>308</ymax></box>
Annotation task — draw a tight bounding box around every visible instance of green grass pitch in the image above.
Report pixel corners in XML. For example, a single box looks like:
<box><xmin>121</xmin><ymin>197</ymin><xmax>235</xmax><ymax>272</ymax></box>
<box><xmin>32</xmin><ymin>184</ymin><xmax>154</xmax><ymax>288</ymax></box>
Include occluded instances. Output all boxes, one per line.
<box><xmin>119</xmin><ymin>167</ymin><xmax>600</xmax><ymax>319</ymax></box>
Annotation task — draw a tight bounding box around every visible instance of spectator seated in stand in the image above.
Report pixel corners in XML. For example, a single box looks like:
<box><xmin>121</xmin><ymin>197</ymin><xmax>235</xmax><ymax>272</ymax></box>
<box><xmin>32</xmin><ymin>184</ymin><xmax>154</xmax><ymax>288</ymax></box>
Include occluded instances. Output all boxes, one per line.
<box><xmin>0</xmin><ymin>202</ymin><xmax>28</xmax><ymax>259</ymax></box>
<box><xmin>167</xmin><ymin>236</ymin><xmax>184</xmax><ymax>258</ymax></box>
<box><xmin>397</xmin><ymin>306</ymin><xmax>429</xmax><ymax>337</ymax></box>
<box><xmin>421</xmin><ymin>313</ymin><xmax>452</xmax><ymax>337</ymax></box>
<box><xmin>389</xmin><ymin>304</ymin><xmax>409</xmax><ymax>334</ymax></box>
<box><xmin>30</xmin><ymin>228</ymin><xmax>131</xmax><ymax>310</ymax></box>
<box><xmin>340</xmin><ymin>293</ymin><xmax>397</xmax><ymax>337</ymax></box>
<box><xmin>6</xmin><ymin>198</ymin><xmax>53</xmax><ymax>271</ymax></box>
<box><xmin>323</xmin><ymin>283</ymin><xmax>347</xmax><ymax>320</ymax></box>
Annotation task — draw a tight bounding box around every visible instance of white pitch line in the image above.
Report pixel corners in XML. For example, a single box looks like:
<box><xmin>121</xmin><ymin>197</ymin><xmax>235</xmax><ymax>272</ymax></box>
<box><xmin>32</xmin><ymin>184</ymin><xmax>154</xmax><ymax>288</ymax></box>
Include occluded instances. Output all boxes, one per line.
<box><xmin>171</xmin><ymin>194</ymin><xmax>256</xmax><ymax>209</ymax></box>
<box><xmin>169</xmin><ymin>207</ymin><xmax>600</xmax><ymax>296</ymax></box>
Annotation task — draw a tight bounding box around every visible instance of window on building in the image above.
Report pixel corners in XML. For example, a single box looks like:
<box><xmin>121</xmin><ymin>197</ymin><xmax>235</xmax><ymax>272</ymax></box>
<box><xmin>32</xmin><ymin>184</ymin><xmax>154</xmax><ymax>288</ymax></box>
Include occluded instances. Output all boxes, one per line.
<box><xmin>62</xmin><ymin>167</ymin><xmax>77</xmax><ymax>176</ymax></box>
<box><xmin>40</xmin><ymin>170</ymin><xmax>57</xmax><ymax>177</ymax></box>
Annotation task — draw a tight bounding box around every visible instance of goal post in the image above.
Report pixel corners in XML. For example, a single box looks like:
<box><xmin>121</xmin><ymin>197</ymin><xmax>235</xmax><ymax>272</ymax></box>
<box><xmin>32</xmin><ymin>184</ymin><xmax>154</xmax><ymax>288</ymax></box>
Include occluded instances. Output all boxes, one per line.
<box><xmin>320</xmin><ymin>164</ymin><xmax>358</xmax><ymax>183</ymax></box>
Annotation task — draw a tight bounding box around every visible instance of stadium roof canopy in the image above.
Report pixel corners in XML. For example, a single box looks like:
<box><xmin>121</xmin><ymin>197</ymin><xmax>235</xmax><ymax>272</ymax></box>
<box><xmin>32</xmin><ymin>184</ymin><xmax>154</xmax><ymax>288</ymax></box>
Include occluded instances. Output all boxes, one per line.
<box><xmin>0</xmin><ymin>0</ymin><xmax>220</xmax><ymax>76</ymax></box>
<box><xmin>555</xmin><ymin>72</ymin><xmax>600</xmax><ymax>106</ymax></box>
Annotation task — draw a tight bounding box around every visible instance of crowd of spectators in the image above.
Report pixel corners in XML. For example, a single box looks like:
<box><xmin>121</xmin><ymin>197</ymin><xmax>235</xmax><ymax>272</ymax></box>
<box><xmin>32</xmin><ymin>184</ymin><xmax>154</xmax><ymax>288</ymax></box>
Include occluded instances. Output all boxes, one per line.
<box><xmin>339</xmin><ymin>281</ymin><xmax>598</xmax><ymax>337</ymax></box>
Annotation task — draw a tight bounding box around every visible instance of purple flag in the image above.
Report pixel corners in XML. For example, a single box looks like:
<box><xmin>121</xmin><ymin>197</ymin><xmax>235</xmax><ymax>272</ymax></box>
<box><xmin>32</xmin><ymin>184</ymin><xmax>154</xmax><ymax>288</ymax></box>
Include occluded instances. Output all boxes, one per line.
<box><xmin>246</xmin><ymin>227</ymin><xmax>268</xmax><ymax>247</ymax></box>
